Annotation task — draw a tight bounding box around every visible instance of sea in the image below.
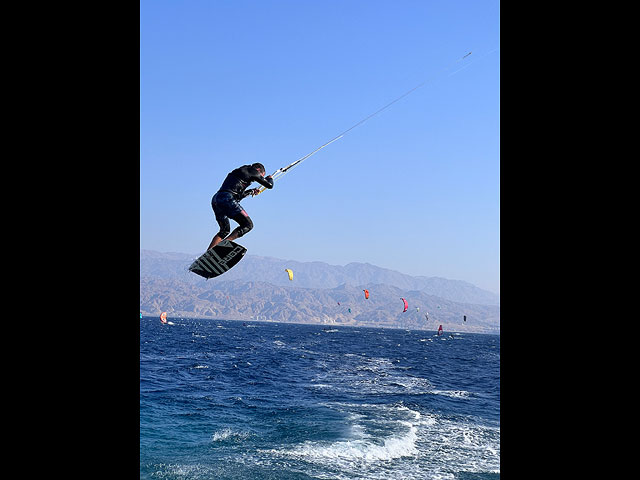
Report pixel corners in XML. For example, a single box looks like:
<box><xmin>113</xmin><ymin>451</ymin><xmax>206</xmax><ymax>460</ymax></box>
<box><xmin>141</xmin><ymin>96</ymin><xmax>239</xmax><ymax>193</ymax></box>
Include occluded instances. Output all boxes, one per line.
<box><xmin>140</xmin><ymin>317</ymin><xmax>500</xmax><ymax>479</ymax></box>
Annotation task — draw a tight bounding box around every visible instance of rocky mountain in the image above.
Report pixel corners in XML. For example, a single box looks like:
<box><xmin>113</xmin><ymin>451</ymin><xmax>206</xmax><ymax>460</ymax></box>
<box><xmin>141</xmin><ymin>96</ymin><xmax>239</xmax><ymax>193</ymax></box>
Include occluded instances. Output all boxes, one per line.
<box><xmin>140</xmin><ymin>251</ymin><xmax>500</xmax><ymax>333</ymax></box>
<box><xmin>140</xmin><ymin>250</ymin><xmax>500</xmax><ymax>306</ymax></box>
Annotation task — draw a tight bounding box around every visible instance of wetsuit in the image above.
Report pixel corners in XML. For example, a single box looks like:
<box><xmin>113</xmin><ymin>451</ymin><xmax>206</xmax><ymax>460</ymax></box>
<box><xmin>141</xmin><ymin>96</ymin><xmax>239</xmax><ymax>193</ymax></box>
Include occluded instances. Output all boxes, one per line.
<box><xmin>211</xmin><ymin>165</ymin><xmax>274</xmax><ymax>240</ymax></box>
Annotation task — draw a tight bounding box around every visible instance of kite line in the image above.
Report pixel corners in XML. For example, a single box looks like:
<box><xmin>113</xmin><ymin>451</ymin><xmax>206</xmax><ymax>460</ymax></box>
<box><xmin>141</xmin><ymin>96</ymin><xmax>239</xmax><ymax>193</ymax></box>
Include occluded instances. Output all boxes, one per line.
<box><xmin>257</xmin><ymin>49</ymin><xmax>491</xmax><ymax>194</ymax></box>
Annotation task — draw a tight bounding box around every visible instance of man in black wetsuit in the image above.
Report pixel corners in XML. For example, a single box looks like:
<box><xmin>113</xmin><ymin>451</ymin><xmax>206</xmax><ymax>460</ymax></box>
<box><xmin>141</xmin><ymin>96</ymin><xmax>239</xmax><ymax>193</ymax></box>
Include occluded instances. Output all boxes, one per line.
<box><xmin>207</xmin><ymin>162</ymin><xmax>274</xmax><ymax>250</ymax></box>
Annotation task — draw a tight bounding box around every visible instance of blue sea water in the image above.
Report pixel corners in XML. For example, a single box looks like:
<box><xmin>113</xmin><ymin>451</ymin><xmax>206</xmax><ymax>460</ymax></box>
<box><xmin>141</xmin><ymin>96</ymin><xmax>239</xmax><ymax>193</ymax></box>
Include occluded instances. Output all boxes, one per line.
<box><xmin>140</xmin><ymin>318</ymin><xmax>500</xmax><ymax>479</ymax></box>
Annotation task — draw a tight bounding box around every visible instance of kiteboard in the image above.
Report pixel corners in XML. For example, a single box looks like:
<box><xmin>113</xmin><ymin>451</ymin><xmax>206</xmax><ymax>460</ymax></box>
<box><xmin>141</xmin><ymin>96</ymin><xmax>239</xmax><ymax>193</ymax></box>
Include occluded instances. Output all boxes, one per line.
<box><xmin>188</xmin><ymin>240</ymin><xmax>247</xmax><ymax>279</ymax></box>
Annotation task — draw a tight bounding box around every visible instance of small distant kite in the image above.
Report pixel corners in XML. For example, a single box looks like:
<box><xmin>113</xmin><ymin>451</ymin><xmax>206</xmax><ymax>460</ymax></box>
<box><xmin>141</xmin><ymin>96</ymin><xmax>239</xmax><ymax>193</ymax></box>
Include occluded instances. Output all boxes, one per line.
<box><xmin>285</xmin><ymin>268</ymin><xmax>293</xmax><ymax>281</ymax></box>
<box><xmin>363</xmin><ymin>289</ymin><xmax>369</xmax><ymax>299</ymax></box>
<box><xmin>401</xmin><ymin>298</ymin><xmax>408</xmax><ymax>313</ymax></box>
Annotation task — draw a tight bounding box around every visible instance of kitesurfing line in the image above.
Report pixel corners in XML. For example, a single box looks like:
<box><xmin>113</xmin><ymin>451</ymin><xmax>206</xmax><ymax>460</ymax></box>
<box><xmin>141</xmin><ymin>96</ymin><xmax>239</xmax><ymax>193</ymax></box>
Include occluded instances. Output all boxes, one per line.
<box><xmin>257</xmin><ymin>49</ymin><xmax>492</xmax><ymax>194</ymax></box>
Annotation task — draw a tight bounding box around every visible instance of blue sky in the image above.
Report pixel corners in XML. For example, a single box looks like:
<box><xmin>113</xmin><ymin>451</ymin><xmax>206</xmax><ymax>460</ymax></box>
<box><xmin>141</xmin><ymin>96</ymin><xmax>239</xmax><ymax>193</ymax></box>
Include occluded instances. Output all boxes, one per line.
<box><xmin>140</xmin><ymin>0</ymin><xmax>500</xmax><ymax>293</ymax></box>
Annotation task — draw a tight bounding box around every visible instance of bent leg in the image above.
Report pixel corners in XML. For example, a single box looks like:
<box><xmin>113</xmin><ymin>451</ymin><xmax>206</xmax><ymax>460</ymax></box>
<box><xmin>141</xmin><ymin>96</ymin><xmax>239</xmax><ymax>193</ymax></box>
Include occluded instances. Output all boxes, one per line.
<box><xmin>224</xmin><ymin>210</ymin><xmax>254</xmax><ymax>242</ymax></box>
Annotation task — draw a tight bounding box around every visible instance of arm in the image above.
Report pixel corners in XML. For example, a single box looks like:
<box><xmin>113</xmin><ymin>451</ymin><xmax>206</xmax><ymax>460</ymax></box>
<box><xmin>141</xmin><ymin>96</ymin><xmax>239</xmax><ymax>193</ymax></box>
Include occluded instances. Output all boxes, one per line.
<box><xmin>239</xmin><ymin>165</ymin><xmax>274</xmax><ymax>194</ymax></box>
<box><xmin>242</xmin><ymin>176</ymin><xmax>272</xmax><ymax>198</ymax></box>
<box><xmin>244</xmin><ymin>164</ymin><xmax>273</xmax><ymax>189</ymax></box>
<box><xmin>254</xmin><ymin>173</ymin><xmax>274</xmax><ymax>190</ymax></box>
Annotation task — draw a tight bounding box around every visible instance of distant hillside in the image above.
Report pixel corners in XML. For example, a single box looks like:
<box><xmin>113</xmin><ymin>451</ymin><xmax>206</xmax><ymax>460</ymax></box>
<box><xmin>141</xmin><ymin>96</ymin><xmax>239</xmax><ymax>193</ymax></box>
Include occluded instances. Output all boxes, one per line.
<box><xmin>140</xmin><ymin>279</ymin><xmax>500</xmax><ymax>334</ymax></box>
<box><xmin>140</xmin><ymin>251</ymin><xmax>500</xmax><ymax>333</ymax></box>
<box><xmin>140</xmin><ymin>250</ymin><xmax>500</xmax><ymax>306</ymax></box>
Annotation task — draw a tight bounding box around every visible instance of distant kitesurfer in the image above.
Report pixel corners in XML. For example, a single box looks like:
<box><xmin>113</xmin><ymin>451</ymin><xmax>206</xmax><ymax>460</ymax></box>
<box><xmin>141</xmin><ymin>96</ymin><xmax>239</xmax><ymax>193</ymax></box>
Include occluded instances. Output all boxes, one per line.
<box><xmin>207</xmin><ymin>163</ymin><xmax>274</xmax><ymax>250</ymax></box>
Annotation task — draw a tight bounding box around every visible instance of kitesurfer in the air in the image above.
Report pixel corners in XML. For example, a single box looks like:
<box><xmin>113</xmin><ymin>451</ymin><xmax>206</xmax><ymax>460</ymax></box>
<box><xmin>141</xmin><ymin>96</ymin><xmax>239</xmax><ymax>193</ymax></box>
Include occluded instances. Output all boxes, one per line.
<box><xmin>207</xmin><ymin>163</ymin><xmax>274</xmax><ymax>250</ymax></box>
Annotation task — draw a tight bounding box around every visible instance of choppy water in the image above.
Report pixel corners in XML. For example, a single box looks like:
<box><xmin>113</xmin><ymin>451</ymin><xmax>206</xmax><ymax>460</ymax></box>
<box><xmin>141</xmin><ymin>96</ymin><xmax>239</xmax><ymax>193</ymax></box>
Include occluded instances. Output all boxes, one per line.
<box><xmin>140</xmin><ymin>318</ymin><xmax>499</xmax><ymax>479</ymax></box>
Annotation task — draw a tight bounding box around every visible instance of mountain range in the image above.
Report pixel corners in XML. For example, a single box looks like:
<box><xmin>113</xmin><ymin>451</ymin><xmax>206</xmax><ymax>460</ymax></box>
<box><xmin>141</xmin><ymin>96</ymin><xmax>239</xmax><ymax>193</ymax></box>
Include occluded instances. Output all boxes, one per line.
<box><xmin>140</xmin><ymin>250</ymin><xmax>500</xmax><ymax>333</ymax></box>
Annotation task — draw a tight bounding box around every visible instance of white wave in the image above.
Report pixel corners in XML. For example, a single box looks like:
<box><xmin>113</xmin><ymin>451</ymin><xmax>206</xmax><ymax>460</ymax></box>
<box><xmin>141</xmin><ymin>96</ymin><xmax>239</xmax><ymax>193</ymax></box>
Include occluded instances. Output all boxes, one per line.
<box><xmin>311</xmin><ymin>355</ymin><xmax>436</xmax><ymax>395</ymax></box>
<box><xmin>431</xmin><ymin>389</ymin><xmax>471</xmax><ymax>398</ymax></box>
<box><xmin>417</xmin><ymin>413</ymin><xmax>500</xmax><ymax>476</ymax></box>
<box><xmin>308</xmin><ymin>383</ymin><xmax>333</xmax><ymax>389</ymax></box>
<box><xmin>387</xmin><ymin>377</ymin><xmax>433</xmax><ymax>393</ymax></box>
<box><xmin>150</xmin><ymin>463</ymin><xmax>212</xmax><ymax>479</ymax></box>
<box><xmin>211</xmin><ymin>427</ymin><xmax>249</xmax><ymax>442</ymax></box>
<box><xmin>251</xmin><ymin>403</ymin><xmax>499</xmax><ymax>480</ymax></box>
<box><xmin>270</xmin><ymin>423</ymin><xmax>418</xmax><ymax>463</ymax></box>
<box><xmin>267</xmin><ymin>402</ymin><xmax>421</xmax><ymax>467</ymax></box>
<box><xmin>355</xmin><ymin>356</ymin><xmax>394</xmax><ymax>373</ymax></box>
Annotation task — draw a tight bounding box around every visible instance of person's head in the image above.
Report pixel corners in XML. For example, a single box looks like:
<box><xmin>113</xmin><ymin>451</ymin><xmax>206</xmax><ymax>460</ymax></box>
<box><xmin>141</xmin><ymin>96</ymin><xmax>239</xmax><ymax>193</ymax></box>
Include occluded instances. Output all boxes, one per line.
<box><xmin>251</xmin><ymin>162</ymin><xmax>266</xmax><ymax>176</ymax></box>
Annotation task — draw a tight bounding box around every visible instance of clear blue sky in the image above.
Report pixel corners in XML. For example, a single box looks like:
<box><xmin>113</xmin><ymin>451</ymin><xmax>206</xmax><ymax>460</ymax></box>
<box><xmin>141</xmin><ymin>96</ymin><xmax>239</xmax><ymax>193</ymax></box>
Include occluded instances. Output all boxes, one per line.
<box><xmin>140</xmin><ymin>0</ymin><xmax>500</xmax><ymax>293</ymax></box>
